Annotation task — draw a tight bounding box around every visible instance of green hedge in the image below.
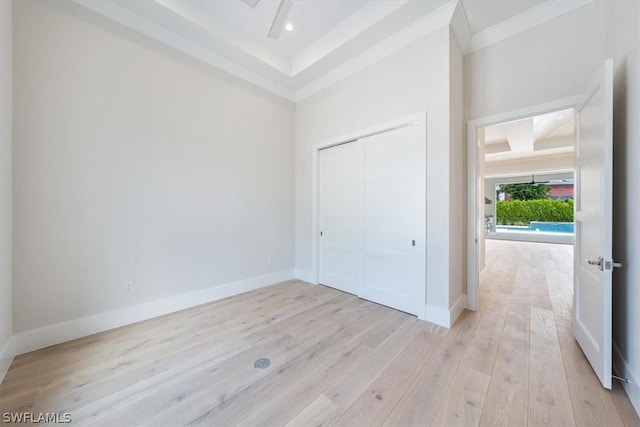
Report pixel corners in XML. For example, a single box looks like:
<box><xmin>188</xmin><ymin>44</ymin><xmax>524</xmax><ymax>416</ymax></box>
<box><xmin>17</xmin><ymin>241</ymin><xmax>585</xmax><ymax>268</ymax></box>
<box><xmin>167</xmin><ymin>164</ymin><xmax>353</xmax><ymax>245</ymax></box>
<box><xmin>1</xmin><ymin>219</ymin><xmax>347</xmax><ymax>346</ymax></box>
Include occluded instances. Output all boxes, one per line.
<box><xmin>496</xmin><ymin>199</ymin><xmax>574</xmax><ymax>225</ymax></box>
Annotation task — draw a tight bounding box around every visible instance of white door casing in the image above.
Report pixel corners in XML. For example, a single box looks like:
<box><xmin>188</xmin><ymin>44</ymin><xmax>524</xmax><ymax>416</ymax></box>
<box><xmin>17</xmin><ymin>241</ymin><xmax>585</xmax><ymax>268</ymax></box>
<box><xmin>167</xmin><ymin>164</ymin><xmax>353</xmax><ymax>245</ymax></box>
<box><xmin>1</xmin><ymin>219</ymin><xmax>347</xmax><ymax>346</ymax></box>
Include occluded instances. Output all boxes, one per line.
<box><xmin>465</xmin><ymin>97</ymin><xmax>579</xmax><ymax>312</ymax></box>
<box><xmin>574</xmin><ymin>58</ymin><xmax>615</xmax><ymax>389</ymax></box>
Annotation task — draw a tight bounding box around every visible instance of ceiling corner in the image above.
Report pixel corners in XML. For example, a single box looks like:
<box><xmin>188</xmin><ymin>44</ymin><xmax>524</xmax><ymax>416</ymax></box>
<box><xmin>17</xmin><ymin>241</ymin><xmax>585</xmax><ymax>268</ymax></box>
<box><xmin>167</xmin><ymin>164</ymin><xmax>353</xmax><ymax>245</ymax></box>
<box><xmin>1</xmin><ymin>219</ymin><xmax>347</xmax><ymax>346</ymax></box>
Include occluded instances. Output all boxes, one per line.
<box><xmin>450</xmin><ymin>1</ymin><xmax>472</xmax><ymax>53</ymax></box>
<box><xmin>467</xmin><ymin>0</ymin><xmax>593</xmax><ymax>53</ymax></box>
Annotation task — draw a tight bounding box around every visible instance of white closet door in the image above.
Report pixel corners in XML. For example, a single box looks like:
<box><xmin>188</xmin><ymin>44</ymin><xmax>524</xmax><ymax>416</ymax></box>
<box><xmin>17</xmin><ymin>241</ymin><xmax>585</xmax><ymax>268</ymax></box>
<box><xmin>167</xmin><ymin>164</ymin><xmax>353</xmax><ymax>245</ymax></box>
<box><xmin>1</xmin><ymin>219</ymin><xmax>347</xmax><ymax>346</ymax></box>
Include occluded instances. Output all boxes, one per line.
<box><xmin>319</xmin><ymin>124</ymin><xmax>425</xmax><ymax>316</ymax></box>
<box><xmin>318</xmin><ymin>142</ymin><xmax>363</xmax><ymax>295</ymax></box>
<box><xmin>359</xmin><ymin>126</ymin><xmax>425</xmax><ymax>315</ymax></box>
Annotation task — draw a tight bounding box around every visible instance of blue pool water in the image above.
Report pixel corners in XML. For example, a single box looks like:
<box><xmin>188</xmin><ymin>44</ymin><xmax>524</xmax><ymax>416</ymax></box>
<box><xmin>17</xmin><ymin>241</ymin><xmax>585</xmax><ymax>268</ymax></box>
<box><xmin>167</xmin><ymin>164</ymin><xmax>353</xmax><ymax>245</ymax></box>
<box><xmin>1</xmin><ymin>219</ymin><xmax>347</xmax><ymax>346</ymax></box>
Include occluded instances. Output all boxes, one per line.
<box><xmin>497</xmin><ymin>221</ymin><xmax>574</xmax><ymax>234</ymax></box>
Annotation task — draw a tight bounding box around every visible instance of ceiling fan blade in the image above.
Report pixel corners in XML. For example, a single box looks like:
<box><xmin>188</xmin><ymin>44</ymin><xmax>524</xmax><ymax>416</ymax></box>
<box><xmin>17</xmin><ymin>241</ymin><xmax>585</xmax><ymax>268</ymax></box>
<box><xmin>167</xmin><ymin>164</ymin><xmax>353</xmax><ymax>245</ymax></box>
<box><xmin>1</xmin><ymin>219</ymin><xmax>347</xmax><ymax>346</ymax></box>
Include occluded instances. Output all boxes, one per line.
<box><xmin>241</xmin><ymin>0</ymin><xmax>261</xmax><ymax>8</ymax></box>
<box><xmin>268</xmin><ymin>0</ymin><xmax>293</xmax><ymax>40</ymax></box>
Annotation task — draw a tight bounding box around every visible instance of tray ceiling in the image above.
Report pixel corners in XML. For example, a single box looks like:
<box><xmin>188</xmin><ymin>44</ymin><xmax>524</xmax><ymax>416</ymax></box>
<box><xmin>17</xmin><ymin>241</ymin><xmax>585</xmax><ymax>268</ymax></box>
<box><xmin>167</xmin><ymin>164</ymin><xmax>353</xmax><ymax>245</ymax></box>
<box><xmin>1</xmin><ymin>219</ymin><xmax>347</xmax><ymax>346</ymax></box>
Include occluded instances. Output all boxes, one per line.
<box><xmin>74</xmin><ymin>0</ymin><xmax>591</xmax><ymax>100</ymax></box>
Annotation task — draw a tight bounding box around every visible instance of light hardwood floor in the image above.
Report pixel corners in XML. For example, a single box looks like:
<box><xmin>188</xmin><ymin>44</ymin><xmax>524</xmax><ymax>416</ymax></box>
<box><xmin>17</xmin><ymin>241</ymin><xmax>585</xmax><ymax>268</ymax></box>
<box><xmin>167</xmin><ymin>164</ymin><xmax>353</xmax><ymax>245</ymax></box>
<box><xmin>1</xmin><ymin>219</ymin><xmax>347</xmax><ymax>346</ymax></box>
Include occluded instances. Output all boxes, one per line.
<box><xmin>1</xmin><ymin>240</ymin><xmax>638</xmax><ymax>426</ymax></box>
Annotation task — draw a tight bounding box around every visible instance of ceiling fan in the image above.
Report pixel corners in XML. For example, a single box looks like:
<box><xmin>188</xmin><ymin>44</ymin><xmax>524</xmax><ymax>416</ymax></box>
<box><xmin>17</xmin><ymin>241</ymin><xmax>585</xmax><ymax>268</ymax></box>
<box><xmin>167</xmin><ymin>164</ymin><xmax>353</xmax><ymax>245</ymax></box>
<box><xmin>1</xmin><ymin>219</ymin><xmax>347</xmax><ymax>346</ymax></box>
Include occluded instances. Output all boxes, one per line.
<box><xmin>241</xmin><ymin>0</ymin><xmax>294</xmax><ymax>40</ymax></box>
<box><xmin>528</xmin><ymin>174</ymin><xmax>548</xmax><ymax>186</ymax></box>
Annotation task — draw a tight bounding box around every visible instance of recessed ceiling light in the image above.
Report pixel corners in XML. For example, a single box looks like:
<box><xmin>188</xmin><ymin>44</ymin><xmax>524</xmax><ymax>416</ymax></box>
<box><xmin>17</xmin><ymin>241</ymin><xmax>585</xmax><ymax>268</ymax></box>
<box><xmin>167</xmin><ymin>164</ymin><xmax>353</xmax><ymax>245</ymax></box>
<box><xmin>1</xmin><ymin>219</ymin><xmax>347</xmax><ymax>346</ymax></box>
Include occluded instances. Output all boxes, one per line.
<box><xmin>285</xmin><ymin>23</ymin><xmax>293</xmax><ymax>32</ymax></box>
<box><xmin>556</xmin><ymin>114</ymin><xmax>563</xmax><ymax>120</ymax></box>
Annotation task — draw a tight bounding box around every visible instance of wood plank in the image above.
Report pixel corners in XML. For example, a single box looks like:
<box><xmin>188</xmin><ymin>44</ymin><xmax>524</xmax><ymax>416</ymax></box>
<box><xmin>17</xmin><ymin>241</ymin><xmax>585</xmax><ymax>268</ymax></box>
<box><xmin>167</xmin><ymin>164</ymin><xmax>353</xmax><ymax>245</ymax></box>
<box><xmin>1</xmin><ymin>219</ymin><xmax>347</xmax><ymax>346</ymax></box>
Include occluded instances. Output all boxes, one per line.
<box><xmin>479</xmin><ymin>302</ymin><xmax>529</xmax><ymax>427</ymax></box>
<box><xmin>324</xmin><ymin>317</ymin><xmax>425</xmax><ymax>411</ymax></box>
<box><xmin>428</xmin><ymin>310</ymin><xmax>507</xmax><ymax>427</ymax></box>
<box><xmin>430</xmin><ymin>366</ymin><xmax>491</xmax><ymax>427</ymax></box>
<box><xmin>185</xmin><ymin>305</ymin><xmax>393</xmax><ymax>426</ymax></box>
<box><xmin>556</xmin><ymin>324</ymin><xmax>624</xmax><ymax>426</ymax></box>
<box><xmin>530</xmin><ymin>263</ymin><xmax>553</xmax><ymax>310</ymax></box>
<box><xmin>528</xmin><ymin>306</ymin><xmax>575</xmax><ymax>426</ymax></box>
<box><xmin>611</xmin><ymin>380</ymin><xmax>640</xmax><ymax>427</ymax></box>
<box><xmin>236</xmin><ymin>310</ymin><xmax>412</xmax><ymax>427</ymax></box>
<box><xmin>461</xmin><ymin>310</ymin><xmax>508</xmax><ymax>376</ymax></box>
<box><xmin>284</xmin><ymin>395</ymin><xmax>342</xmax><ymax>427</ymax></box>
<box><xmin>333</xmin><ymin>327</ymin><xmax>442</xmax><ymax>426</ymax></box>
<box><xmin>383</xmin><ymin>310</ymin><xmax>483</xmax><ymax>427</ymax></box>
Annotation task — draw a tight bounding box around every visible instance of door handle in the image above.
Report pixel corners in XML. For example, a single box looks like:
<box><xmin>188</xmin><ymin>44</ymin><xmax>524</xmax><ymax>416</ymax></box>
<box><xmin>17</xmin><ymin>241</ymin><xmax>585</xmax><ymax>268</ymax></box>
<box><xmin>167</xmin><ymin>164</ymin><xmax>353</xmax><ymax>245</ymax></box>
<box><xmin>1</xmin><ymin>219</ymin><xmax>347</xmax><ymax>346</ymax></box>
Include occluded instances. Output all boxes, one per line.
<box><xmin>585</xmin><ymin>257</ymin><xmax>623</xmax><ymax>271</ymax></box>
<box><xmin>586</xmin><ymin>256</ymin><xmax>604</xmax><ymax>271</ymax></box>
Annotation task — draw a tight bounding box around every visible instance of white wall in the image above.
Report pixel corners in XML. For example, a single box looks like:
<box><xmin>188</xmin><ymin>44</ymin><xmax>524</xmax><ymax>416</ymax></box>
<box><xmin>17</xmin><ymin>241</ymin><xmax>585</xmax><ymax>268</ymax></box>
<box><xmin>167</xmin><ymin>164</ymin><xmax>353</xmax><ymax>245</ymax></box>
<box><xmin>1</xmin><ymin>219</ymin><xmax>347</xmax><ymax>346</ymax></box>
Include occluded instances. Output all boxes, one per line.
<box><xmin>464</xmin><ymin>2</ymin><xmax>606</xmax><ymax>121</ymax></box>
<box><xmin>606</xmin><ymin>0</ymin><xmax>640</xmax><ymax>415</ymax></box>
<box><xmin>0</xmin><ymin>0</ymin><xmax>14</xmax><ymax>380</ymax></box>
<box><xmin>295</xmin><ymin>26</ymin><xmax>464</xmax><ymax>324</ymax></box>
<box><xmin>449</xmin><ymin>27</ymin><xmax>465</xmax><ymax>308</ymax></box>
<box><xmin>12</xmin><ymin>0</ymin><xmax>295</xmax><ymax>340</ymax></box>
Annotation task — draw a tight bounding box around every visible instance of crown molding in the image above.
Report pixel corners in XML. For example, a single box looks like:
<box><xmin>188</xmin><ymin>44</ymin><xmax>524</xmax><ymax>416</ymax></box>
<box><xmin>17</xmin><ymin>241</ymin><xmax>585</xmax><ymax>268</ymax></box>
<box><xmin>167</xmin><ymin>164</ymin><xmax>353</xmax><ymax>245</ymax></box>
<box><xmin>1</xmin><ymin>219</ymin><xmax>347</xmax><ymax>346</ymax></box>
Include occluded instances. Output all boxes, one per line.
<box><xmin>466</xmin><ymin>0</ymin><xmax>592</xmax><ymax>53</ymax></box>
<box><xmin>73</xmin><ymin>0</ymin><xmax>296</xmax><ymax>101</ymax></box>
<box><xmin>294</xmin><ymin>1</ymin><xmax>457</xmax><ymax>101</ymax></box>
<box><xmin>291</xmin><ymin>0</ymin><xmax>410</xmax><ymax>76</ymax></box>
<box><xmin>450</xmin><ymin>1</ymin><xmax>472</xmax><ymax>53</ymax></box>
<box><xmin>73</xmin><ymin>0</ymin><xmax>594</xmax><ymax>102</ymax></box>
<box><xmin>157</xmin><ymin>0</ymin><xmax>292</xmax><ymax>76</ymax></box>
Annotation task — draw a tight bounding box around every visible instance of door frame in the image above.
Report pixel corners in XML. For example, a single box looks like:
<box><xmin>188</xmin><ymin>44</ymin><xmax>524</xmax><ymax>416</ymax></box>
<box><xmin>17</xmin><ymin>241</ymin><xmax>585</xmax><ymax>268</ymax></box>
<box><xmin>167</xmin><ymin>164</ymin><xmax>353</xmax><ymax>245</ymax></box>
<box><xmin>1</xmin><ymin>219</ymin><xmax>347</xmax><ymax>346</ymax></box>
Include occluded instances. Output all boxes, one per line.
<box><xmin>466</xmin><ymin>97</ymin><xmax>579</xmax><ymax>310</ymax></box>
<box><xmin>311</xmin><ymin>112</ymin><xmax>427</xmax><ymax>318</ymax></box>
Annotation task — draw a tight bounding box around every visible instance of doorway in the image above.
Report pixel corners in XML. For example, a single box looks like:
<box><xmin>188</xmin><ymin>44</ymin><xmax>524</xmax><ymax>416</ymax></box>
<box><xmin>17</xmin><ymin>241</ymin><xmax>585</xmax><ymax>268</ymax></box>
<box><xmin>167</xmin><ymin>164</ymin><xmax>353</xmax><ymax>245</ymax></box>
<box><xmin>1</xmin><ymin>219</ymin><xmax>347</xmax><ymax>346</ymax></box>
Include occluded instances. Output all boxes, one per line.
<box><xmin>485</xmin><ymin>172</ymin><xmax>575</xmax><ymax>245</ymax></box>
<box><xmin>469</xmin><ymin>60</ymin><xmax>616</xmax><ymax>391</ymax></box>
<box><xmin>466</xmin><ymin>97</ymin><xmax>578</xmax><ymax>311</ymax></box>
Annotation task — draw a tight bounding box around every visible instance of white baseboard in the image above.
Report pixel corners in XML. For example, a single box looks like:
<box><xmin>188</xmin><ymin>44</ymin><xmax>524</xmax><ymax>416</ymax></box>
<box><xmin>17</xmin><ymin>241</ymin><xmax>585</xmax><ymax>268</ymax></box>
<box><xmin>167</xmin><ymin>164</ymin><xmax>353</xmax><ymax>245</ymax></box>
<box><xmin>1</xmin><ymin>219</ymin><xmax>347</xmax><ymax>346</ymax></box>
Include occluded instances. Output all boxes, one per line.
<box><xmin>450</xmin><ymin>294</ymin><xmax>467</xmax><ymax>326</ymax></box>
<box><xmin>613</xmin><ymin>341</ymin><xmax>640</xmax><ymax>417</ymax></box>
<box><xmin>14</xmin><ymin>269</ymin><xmax>294</xmax><ymax>355</ymax></box>
<box><xmin>424</xmin><ymin>304</ymin><xmax>450</xmax><ymax>328</ymax></box>
<box><xmin>424</xmin><ymin>294</ymin><xmax>467</xmax><ymax>328</ymax></box>
<box><xmin>294</xmin><ymin>268</ymin><xmax>315</xmax><ymax>284</ymax></box>
<box><xmin>0</xmin><ymin>335</ymin><xmax>15</xmax><ymax>383</ymax></box>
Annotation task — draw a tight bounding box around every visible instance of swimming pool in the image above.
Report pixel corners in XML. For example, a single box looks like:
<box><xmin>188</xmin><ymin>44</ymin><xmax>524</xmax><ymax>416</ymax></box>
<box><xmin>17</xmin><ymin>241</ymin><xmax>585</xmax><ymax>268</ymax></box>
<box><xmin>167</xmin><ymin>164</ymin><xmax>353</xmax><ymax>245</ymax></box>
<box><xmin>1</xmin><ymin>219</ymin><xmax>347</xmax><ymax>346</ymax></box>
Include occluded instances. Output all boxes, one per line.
<box><xmin>496</xmin><ymin>221</ymin><xmax>574</xmax><ymax>234</ymax></box>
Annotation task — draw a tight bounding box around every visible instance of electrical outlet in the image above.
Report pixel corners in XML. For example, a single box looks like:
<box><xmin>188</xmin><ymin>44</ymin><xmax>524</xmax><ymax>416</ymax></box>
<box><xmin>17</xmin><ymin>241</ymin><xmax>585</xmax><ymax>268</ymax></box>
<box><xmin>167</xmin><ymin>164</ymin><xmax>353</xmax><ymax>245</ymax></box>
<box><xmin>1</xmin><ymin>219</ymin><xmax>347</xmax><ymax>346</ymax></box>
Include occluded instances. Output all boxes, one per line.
<box><xmin>124</xmin><ymin>281</ymin><xmax>134</xmax><ymax>293</ymax></box>
<box><xmin>266</xmin><ymin>256</ymin><xmax>272</xmax><ymax>265</ymax></box>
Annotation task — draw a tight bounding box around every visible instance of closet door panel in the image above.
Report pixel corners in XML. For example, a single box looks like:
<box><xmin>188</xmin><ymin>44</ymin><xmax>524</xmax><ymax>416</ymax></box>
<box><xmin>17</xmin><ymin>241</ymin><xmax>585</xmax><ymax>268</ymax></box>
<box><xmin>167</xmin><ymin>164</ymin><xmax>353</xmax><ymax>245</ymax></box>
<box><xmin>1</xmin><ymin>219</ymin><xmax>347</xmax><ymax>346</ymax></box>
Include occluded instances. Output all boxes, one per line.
<box><xmin>318</xmin><ymin>123</ymin><xmax>425</xmax><ymax>316</ymax></box>
<box><xmin>318</xmin><ymin>143</ymin><xmax>363</xmax><ymax>295</ymax></box>
<box><xmin>360</xmin><ymin>126</ymin><xmax>424</xmax><ymax>315</ymax></box>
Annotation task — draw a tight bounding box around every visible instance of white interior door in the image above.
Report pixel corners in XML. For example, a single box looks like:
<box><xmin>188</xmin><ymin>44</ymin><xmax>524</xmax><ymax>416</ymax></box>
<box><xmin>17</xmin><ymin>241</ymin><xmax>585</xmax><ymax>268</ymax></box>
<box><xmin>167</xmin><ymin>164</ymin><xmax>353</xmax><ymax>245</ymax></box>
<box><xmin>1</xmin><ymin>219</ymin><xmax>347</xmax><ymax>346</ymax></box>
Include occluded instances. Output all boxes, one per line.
<box><xmin>318</xmin><ymin>142</ymin><xmax>363</xmax><ymax>295</ymax></box>
<box><xmin>358</xmin><ymin>126</ymin><xmax>425</xmax><ymax>315</ymax></box>
<box><xmin>318</xmin><ymin>124</ymin><xmax>425</xmax><ymax>316</ymax></box>
<box><xmin>574</xmin><ymin>58</ymin><xmax>615</xmax><ymax>389</ymax></box>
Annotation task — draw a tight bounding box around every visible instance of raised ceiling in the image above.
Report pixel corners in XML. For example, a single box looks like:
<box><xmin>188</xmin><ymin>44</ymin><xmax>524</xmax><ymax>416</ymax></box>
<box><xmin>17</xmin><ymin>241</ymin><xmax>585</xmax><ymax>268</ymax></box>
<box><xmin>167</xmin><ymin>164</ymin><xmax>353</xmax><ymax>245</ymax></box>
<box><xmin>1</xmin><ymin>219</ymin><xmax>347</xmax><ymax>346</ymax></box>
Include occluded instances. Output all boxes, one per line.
<box><xmin>74</xmin><ymin>0</ymin><xmax>591</xmax><ymax>100</ymax></box>
<box><xmin>483</xmin><ymin>108</ymin><xmax>575</xmax><ymax>176</ymax></box>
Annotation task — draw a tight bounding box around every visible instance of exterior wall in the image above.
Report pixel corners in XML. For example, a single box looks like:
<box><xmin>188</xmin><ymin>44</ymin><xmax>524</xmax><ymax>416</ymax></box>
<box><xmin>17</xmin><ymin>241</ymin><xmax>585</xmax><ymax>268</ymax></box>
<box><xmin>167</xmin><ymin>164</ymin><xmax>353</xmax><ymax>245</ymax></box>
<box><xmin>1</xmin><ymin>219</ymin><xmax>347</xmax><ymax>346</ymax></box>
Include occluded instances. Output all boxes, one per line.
<box><xmin>548</xmin><ymin>185</ymin><xmax>574</xmax><ymax>199</ymax></box>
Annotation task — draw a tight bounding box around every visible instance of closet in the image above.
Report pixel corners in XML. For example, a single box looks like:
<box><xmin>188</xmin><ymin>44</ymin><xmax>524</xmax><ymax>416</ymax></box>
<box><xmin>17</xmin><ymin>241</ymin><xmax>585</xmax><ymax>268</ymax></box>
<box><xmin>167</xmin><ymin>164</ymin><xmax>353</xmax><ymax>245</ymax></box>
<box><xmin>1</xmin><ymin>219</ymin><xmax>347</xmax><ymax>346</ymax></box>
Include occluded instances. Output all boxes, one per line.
<box><xmin>318</xmin><ymin>124</ymin><xmax>426</xmax><ymax>316</ymax></box>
